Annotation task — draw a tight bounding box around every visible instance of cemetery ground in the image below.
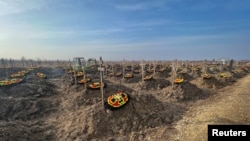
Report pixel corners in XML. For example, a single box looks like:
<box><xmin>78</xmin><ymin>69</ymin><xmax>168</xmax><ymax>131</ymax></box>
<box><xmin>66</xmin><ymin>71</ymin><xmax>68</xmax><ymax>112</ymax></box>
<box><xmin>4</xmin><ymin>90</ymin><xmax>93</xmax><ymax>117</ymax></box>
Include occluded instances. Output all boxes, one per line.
<box><xmin>0</xmin><ymin>61</ymin><xmax>250</xmax><ymax>141</ymax></box>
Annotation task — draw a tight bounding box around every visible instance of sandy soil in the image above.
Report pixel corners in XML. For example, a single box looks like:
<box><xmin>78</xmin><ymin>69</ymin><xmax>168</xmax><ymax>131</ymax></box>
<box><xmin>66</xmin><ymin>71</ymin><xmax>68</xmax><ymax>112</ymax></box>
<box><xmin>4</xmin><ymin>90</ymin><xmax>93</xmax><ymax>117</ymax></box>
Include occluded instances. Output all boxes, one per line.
<box><xmin>171</xmin><ymin>74</ymin><xmax>250</xmax><ymax>141</ymax></box>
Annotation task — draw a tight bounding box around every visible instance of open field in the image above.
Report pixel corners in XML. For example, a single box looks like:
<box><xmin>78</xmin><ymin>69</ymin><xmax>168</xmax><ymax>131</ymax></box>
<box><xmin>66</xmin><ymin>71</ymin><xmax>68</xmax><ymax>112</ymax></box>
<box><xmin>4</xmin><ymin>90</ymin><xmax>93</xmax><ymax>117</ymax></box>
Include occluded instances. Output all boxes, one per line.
<box><xmin>0</xmin><ymin>59</ymin><xmax>250</xmax><ymax>141</ymax></box>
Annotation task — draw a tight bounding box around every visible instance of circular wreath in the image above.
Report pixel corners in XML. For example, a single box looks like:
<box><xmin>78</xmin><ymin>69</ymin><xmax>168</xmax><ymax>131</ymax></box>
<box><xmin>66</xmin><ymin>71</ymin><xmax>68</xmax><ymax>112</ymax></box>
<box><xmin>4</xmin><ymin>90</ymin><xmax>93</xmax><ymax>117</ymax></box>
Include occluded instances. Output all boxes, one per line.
<box><xmin>105</xmin><ymin>92</ymin><xmax>129</xmax><ymax>110</ymax></box>
<box><xmin>87</xmin><ymin>82</ymin><xmax>106</xmax><ymax>90</ymax></box>
<box><xmin>78</xmin><ymin>78</ymin><xmax>91</xmax><ymax>84</ymax></box>
<box><xmin>36</xmin><ymin>72</ymin><xmax>47</xmax><ymax>79</ymax></box>
<box><xmin>75</xmin><ymin>71</ymin><xmax>84</xmax><ymax>77</ymax></box>
<box><xmin>11</xmin><ymin>73</ymin><xmax>24</xmax><ymax>78</ymax></box>
<box><xmin>218</xmin><ymin>73</ymin><xmax>226</xmax><ymax>78</ymax></box>
<box><xmin>201</xmin><ymin>74</ymin><xmax>211</xmax><ymax>79</ymax></box>
<box><xmin>0</xmin><ymin>78</ymin><xmax>23</xmax><ymax>86</ymax></box>
<box><xmin>174</xmin><ymin>78</ymin><xmax>184</xmax><ymax>84</ymax></box>
<box><xmin>144</xmin><ymin>75</ymin><xmax>153</xmax><ymax>81</ymax></box>
<box><xmin>124</xmin><ymin>73</ymin><xmax>133</xmax><ymax>78</ymax></box>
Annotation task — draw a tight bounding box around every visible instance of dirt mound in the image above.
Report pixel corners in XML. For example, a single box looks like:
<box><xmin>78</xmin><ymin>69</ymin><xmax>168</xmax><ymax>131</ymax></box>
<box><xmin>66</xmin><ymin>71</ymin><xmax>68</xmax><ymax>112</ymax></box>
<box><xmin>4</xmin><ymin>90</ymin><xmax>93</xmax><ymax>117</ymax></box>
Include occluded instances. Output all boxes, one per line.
<box><xmin>156</xmin><ymin>81</ymin><xmax>204</xmax><ymax>102</ymax></box>
<box><xmin>52</xmin><ymin>75</ymin><xmax>188</xmax><ymax>140</ymax></box>
<box><xmin>0</xmin><ymin>68</ymin><xmax>26</xmax><ymax>80</ymax></box>
<box><xmin>123</xmin><ymin>75</ymin><xmax>141</xmax><ymax>83</ymax></box>
<box><xmin>0</xmin><ymin>68</ymin><xmax>61</xmax><ymax>141</ymax></box>
<box><xmin>55</xmin><ymin>91</ymin><xmax>187</xmax><ymax>141</ymax></box>
<box><xmin>139</xmin><ymin>78</ymin><xmax>171</xmax><ymax>90</ymax></box>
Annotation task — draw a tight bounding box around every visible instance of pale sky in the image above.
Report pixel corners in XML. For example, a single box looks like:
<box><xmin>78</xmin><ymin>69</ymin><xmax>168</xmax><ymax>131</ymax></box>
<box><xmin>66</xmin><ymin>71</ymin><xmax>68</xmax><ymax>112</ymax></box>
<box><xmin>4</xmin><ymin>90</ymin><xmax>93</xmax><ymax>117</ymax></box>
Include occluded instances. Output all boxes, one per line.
<box><xmin>0</xmin><ymin>0</ymin><xmax>250</xmax><ymax>61</ymax></box>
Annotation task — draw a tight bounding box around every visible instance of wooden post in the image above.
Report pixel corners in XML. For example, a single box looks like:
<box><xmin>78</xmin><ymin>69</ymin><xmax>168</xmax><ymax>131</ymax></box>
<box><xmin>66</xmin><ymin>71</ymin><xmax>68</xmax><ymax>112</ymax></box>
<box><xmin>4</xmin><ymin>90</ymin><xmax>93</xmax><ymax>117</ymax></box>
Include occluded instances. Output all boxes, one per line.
<box><xmin>81</xmin><ymin>60</ymin><xmax>87</xmax><ymax>91</ymax></box>
<box><xmin>99</xmin><ymin>57</ymin><xmax>105</xmax><ymax>110</ymax></box>
<box><xmin>68</xmin><ymin>59</ymin><xmax>71</xmax><ymax>69</ymax></box>
<box><xmin>122</xmin><ymin>59</ymin><xmax>125</xmax><ymax>84</ymax></box>
<box><xmin>9</xmin><ymin>58</ymin><xmax>12</xmax><ymax>68</ymax></box>
<box><xmin>220</xmin><ymin>60</ymin><xmax>223</xmax><ymax>72</ymax></box>
<box><xmin>203</xmin><ymin>59</ymin><xmax>207</xmax><ymax>73</ymax></box>
<box><xmin>140</xmin><ymin>60</ymin><xmax>145</xmax><ymax>82</ymax></box>
<box><xmin>112</xmin><ymin>62</ymin><xmax>114</xmax><ymax>73</ymax></box>
<box><xmin>202</xmin><ymin>60</ymin><xmax>205</xmax><ymax>85</ymax></box>
<box><xmin>172</xmin><ymin>60</ymin><xmax>177</xmax><ymax>90</ymax></box>
<box><xmin>153</xmin><ymin>61</ymin><xmax>156</xmax><ymax>75</ymax></box>
<box><xmin>229</xmin><ymin>59</ymin><xmax>233</xmax><ymax>72</ymax></box>
<box><xmin>105</xmin><ymin>65</ymin><xmax>108</xmax><ymax>78</ymax></box>
<box><xmin>171</xmin><ymin>63</ymin><xmax>174</xmax><ymax>90</ymax></box>
<box><xmin>72</xmin><ymin>61</ymin><xmax>77</xmax><ymax>86</ymax></box>
<box><xmin>131</xmin><ymin>62</ymin><xmax>134</xmax><ymax>72</ymax></box>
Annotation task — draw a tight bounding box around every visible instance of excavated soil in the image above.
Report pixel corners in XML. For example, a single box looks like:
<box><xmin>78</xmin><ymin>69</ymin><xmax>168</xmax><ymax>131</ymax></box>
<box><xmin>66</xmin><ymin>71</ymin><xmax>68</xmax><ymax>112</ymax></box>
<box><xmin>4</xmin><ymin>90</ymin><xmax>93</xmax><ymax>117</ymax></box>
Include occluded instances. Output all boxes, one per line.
<box><xmin>0</xmin><ymin>66</ymin><xmax>249</xmax><ymax>141</ymax></box>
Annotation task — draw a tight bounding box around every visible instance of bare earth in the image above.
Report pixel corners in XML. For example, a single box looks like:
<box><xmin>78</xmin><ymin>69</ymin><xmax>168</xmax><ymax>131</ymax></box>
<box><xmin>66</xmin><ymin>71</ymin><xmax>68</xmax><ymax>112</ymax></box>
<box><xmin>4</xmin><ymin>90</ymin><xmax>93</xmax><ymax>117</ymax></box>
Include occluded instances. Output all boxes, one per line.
<box><xmin>0</xmin><ymin>67</ymin><xmax>249</xmax><ymax>141</ymax></box>
<box><xmin>168</xmin><ymin>74</ymin><xmax>250</xmax><ymax>141</ymax></box>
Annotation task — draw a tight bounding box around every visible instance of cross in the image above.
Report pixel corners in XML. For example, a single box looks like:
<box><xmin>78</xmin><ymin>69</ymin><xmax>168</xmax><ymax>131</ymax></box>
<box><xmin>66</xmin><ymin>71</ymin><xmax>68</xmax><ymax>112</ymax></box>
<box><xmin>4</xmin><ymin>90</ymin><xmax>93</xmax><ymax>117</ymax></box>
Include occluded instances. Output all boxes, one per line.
<box><xmin>140</xmin><ymin>61</ymin><xmax>145</xmax><ymax>82</ymax></box>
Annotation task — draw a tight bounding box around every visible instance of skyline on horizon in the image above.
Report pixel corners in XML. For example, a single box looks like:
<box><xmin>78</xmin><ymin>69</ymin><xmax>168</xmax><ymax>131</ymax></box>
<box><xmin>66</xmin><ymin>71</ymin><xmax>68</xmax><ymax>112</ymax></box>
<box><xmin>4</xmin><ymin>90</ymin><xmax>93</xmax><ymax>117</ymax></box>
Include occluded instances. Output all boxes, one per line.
<box><xmin>0</xmin><ymin>0</ymin><xmax>250</xmax><ymax>61</ymax></box>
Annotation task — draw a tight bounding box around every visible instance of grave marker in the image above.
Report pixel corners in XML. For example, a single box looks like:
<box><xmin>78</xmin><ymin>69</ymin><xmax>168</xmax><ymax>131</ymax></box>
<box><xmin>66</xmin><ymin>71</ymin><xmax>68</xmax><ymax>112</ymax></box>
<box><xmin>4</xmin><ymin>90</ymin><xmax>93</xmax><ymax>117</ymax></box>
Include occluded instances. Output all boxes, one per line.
<box><xmin>99</xmin><ymin>57</ymin><xmax>105</xmax><ymax>110</ymax></box>
<box><xmin>140</xmin><ymin>61</ymin><xmax>145</xmax><ymax>82</ymax></box>
<box><xmin>229</xmin><ymin>59</ymin><xmax>234</xmax><ymax>71</ymax></box>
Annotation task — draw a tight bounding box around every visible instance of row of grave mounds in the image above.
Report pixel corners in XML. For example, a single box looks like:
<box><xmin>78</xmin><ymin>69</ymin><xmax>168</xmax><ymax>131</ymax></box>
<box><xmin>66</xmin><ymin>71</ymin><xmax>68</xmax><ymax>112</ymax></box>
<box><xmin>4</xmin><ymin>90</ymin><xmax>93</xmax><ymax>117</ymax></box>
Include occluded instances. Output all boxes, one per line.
<box><xmin>0</xmin><ymin>68</ymin><xmax>60</xmax><ymax>98</ymax></box>
<box><xmin>64</xmin><ymin>64</ymin><xmax>250</xmax><ymax>104</ymax></box>
<box><xmin>106</xmin><ymin>71</ymin><xmax>172</xmax><ymax>88</ymax></box>
<box><xmin>0</xmin><ymin>66</ymin><xmax>64</xmax><ymax>121</ymax></box>
<box><xmin>0</xmin><ymin>67</ymin><xmax>66</xmax><ymax>80</ymax></box>
<box><xmin>0</xmin><ymin>66</ymin><xmax>64</xmax><ymax>141</ymax></box>
<box><xmin>77</xmin><ymin>68</ymin><xmax>249</xmax><ymax>93</ymax></box>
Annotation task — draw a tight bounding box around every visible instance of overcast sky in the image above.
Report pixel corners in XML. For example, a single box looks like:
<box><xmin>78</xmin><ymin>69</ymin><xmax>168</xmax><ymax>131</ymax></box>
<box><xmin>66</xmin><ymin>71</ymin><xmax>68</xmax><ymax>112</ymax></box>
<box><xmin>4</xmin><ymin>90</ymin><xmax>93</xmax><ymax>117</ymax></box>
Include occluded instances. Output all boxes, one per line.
<box><xmin>0</xmin><ymin>0</ymin><xmax>250</xmax><ymax>61</ymax></box>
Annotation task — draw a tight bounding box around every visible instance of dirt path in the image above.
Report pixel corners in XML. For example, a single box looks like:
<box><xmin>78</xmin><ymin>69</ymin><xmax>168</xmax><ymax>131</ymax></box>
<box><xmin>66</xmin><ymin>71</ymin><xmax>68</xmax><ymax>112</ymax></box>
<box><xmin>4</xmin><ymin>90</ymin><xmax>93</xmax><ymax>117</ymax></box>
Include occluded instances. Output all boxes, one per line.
<box><xmin>171</xmin><ymin>74</ymin><xmax>250</xmax><ymax>141</ymax></box>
